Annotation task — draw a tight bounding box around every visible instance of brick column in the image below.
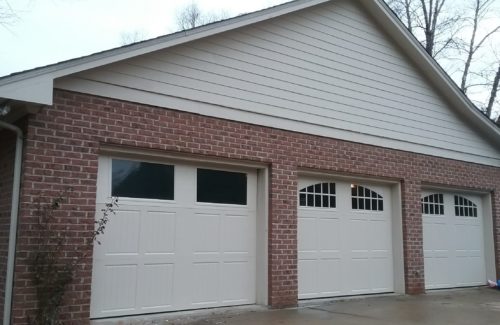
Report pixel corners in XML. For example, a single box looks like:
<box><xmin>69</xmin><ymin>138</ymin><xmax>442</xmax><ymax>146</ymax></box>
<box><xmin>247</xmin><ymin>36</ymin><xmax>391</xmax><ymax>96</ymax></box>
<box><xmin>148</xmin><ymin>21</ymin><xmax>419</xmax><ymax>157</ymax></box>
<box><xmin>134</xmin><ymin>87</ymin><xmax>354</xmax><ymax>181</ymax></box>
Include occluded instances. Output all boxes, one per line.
<box><xmin>268</xmin><ymin>163</ymin><xmax>298</xmax><ymax>307</ymax></box>
<box><xmin>401</xmin><ymin>179</ymin><xmax>425</xmax><ymax>294</ymax></box>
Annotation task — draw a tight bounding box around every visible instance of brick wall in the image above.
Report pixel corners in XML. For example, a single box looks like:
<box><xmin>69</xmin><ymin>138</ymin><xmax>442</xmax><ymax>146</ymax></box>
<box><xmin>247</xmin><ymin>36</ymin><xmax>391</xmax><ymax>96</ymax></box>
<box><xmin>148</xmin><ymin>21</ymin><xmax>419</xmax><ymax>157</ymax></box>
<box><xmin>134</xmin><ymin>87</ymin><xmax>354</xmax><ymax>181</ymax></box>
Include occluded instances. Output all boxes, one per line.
<box><xmin>0</xmin><ymin>130</ymin><xmax>16</xmax><ymax>322</ymax></box>
<box><xmin>11</xmin><ymin>89</ymin><xmax>500</xmax><ymax>323</ymax></box>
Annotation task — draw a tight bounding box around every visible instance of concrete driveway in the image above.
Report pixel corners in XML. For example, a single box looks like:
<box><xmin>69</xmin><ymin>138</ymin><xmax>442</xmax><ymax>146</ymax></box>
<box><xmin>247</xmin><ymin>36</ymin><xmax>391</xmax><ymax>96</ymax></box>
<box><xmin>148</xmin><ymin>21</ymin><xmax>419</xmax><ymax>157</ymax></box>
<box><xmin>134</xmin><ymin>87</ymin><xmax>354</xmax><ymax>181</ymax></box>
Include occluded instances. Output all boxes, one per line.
<box><xmin>94</xmin><ymin>287</ymin><xmax>500</xmax><ymax>325</ymax></box>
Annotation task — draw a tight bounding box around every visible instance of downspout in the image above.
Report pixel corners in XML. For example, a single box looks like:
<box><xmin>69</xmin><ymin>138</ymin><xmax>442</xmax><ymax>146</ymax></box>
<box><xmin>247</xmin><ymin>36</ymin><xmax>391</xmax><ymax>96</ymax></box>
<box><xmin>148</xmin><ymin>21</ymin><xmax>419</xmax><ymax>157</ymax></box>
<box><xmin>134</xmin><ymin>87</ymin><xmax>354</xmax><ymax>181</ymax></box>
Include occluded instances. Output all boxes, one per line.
<box><xmin>0</xmin><ymin>105</ymin><xmax>23</xmax><ymax>325</ymax></box>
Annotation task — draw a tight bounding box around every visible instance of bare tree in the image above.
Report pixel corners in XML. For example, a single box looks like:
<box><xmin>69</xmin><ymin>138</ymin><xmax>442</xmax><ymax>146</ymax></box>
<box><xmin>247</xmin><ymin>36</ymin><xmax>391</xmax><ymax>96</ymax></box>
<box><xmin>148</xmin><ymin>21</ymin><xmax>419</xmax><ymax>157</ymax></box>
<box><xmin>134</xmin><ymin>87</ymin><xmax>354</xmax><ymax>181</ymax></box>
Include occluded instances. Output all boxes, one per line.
<box><xmin>460</xmin><ymin>0</ymin><xmax>500</xmax><ymax>92</ymax></box>
<box><xmin>120</xmin><ymin>30</ymin><xmax>147</xmax><ymax>45</ymax></box>
<box><xmin>0</xmin><ymin>0</ymin><xmax>18</xmax><ymax>30</ymax></box>
<box><xmin>387</xmin><ymin>0</ymin><xmax>461</xmax><ymax>57</ymax></box>
<box><xmin>486</xmin><ymin>64</ymin><xmax>500</xmax><ymax>117</ymax></box>
<box><xmin>387</xmin><ymin>0</ymin><xmax>414</xmax><ymax>32</ymax></box>
<box><xmin>387</xmin><ymin>0</ymin><xmax>500</xmax><ymax>118</ymax></box>
<box><xmin>176</xmin><ymin>1</ymin><xmax>228</xmax><ymax>31</ymax></box>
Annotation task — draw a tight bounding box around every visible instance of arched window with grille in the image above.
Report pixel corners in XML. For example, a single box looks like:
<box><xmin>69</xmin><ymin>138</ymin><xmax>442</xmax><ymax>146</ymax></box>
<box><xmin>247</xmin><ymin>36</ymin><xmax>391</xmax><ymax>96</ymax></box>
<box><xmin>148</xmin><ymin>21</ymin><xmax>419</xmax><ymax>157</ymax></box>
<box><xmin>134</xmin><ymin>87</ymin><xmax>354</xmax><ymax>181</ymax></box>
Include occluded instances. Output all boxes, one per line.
<box><xmin>421</xmin><ymin>193</ymin><xmax>444</xmax><ymax>215</ymax></box>
<box><xmin>454</xmin><ymin>195</ymin><xmax>477</xmax><ymax>217</ymax></box>
<box><xmin>299</xmin><ymin>183</ymin><xmax>336</xmax><ymax>208</ymax></box>
<box><xmin>351</xmin><ymin>185</ymin><xmax>383</xmax><ymax>211</ymax></box>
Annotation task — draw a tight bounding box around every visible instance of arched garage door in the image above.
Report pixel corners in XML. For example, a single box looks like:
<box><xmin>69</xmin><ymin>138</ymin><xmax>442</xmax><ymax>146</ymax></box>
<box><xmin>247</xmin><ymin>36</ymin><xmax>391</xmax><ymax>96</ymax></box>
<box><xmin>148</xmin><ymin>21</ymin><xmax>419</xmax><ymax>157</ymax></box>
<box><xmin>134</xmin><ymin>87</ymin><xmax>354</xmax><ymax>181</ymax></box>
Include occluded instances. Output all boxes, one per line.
<box><xmin>298</xmin><ymin>178</ymin><xmax>394</xmax><ymax>299</ymax></box>
<box><xmin>422</xmin><ymin>191</ymin><xmax>487</xmax><ymax>289</ymax></box>
<box><xmin>91</xmin><ymin>157</ymin><xmax>257</xmax><ymax>318</ymax></box>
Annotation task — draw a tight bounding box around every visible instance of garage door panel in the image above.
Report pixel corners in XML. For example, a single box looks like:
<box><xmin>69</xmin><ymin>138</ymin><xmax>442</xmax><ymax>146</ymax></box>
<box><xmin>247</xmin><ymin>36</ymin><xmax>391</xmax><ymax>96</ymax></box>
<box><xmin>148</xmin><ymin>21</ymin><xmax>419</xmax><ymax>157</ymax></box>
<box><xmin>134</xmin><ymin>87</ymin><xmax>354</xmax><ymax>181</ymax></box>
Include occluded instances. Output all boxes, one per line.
<box><xmin>454</xmin><ymin>224</ymin><xmax>482</xmax><ymax>251</ymax></box>
<box><xmin>369</xmin><ymin>220</ymin><xmax>391</xmax><ymax>251</ymax></box>
<box><xmin>138</xmin><ymin>264</ymin><xmax>174</xmax><ymax>309</ymax></box>
<box><xmin>319</xmin><ymin>218</ymin><xmax>341</xmax><ymax>251</ymax></box>
<box><xmin>425</xmin><ymin>257</ymin><xmax>452</xmax><ymax>289</ymax></box>
<box><xmin>101</xmin><ymin>209</ymin><xmax>141</xmax><ymax>254</ymax></box>
<box><xmin>370</xmin><ymin>258</ymin><xmax>394</xmax><ymax>291</ymax></box>
<box><xmin>192</xmin><ymin>213</ymin><xmax>220</xmax><ymax>253</ymax></box>
<box><xmin>423</xmin><ymin>222</ymin><xmax>448</xmax><ymax>252</ymax></box>
<box><xmin>349</xmin><ymin>259</ymin><xmax>371</xmax><ymax>293</ymax></box>
<box><xmin>298</xmin><ymin>217</ymin><xmax>317</xmax><ymax>252</ymax></box>
<box><xmin>317</xmin><ymin>259</ymin><xmax>342</xmax><ymax>295</ymax></box>
<box><xmin>456</xmin><ymin>256</ymin><xmax>484</xmax><ymax>286</ymax></box>
<box><xmin>100</xmin><ymin>265</ymin><xmax>138</xmax><ymax>312</ymax></box>
<box><xmin>347</xmin><ymin>219</ymin><xmax>371</xmax><ymax>251</ymax></box>
<box><xmin>222</xmin><ymin>214</ymin><xmax>253</xmax><ymax>253</ymax></box>
<box><xmin>222</xmin><ymin>261</ymin><xmax>254</xmax><ymax>303</ymax></box>
<box><xmin>192</xmin><ymin>262</ymin><xmax>219</xmax><ymax>305</ymax></box>
<box><xmin>142</xmin><ymin>211</ymin><xmax>176</xmax><ymax>254</ymax></box>
<box><xmin>298</xmin><ymin>260</ymin><xmax>317</xmax><ymax>297</ymax></box>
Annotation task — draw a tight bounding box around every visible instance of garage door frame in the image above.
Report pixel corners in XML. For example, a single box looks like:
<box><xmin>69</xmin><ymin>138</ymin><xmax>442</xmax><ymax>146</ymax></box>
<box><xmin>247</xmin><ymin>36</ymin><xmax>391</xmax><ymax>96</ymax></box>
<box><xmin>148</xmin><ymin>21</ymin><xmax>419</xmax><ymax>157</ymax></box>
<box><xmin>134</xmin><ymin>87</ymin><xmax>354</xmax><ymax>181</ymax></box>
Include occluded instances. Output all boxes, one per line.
<box><xmin>92</xmin><ymin>148</ymin><xmax>269</xmax><ymax>318</ymax></box>
<box><xmin>297</xmin><ymin>171</ymin><xmax>406</xmax><ymax>298</ymax></box>
<box><xmin>421</xmin><ymin>186</ymin><xmax>496</xmax><ymax>289</ymax></box>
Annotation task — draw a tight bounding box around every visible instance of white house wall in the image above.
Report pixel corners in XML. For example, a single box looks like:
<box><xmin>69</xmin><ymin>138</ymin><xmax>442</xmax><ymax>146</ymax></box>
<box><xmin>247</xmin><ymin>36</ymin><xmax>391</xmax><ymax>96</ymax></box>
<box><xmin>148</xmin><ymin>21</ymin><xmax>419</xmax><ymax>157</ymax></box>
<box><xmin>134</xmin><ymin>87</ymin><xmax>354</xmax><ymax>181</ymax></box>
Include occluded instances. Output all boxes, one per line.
<box><xmin>55</xmin><ymin>0</ymin><xmax>500</xmax><ymax>166</ymax></box>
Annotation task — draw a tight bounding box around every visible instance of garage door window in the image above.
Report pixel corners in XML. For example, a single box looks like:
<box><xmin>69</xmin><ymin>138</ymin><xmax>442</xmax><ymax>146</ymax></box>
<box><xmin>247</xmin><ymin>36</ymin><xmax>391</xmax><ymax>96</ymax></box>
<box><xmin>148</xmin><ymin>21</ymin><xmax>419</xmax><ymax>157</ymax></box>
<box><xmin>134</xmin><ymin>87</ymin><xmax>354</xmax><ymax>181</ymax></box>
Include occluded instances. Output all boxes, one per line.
<box><xmin>454</xmin><ymin>195</ymin><xmax>478</xmax><ymax>217</ymax></box>
<box><xmin>197</xmin><ymin>168</ymin><xmax>247</xmax><ymax>205</ymax></box>
<box><xmin>112</xmin><ymin>159</ymin><xmax>174</xmax><ymax>200</ymax></box>
<box><xmin>351</xmin><ymin>185</ymin><xmax>383</xmax><ymax>211</ymax></box>
<box><xmin>299</xmin><ymin>183</ymin><xmax>336</xmax><ymax>208</ymax></box>
<box><xmin>421</xmin><ymin>193</ymin><xmax>444</xmax><ymax>215</ymax></box>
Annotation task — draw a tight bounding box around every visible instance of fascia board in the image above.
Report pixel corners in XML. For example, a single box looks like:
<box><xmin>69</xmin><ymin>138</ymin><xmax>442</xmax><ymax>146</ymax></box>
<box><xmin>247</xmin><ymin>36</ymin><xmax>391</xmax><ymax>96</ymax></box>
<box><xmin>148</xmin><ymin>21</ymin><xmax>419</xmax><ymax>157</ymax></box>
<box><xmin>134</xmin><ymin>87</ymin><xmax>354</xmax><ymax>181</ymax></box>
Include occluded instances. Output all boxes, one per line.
<box><xmin>0</xmin><ymin>75</ymin><xmax>53</xmax><ymax>105</ymax></box>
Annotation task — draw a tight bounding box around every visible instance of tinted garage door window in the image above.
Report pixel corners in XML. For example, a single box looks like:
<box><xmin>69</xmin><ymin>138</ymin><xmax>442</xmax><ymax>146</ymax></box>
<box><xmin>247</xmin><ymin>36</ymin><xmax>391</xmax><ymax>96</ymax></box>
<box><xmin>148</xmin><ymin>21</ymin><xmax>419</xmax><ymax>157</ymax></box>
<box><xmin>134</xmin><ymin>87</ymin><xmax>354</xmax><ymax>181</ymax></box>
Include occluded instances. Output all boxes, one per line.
<box><xmin>112</xmin><ymin>159</ymin><xmax>174</xmax><ymax>200</ymax></box>
<box><xmin>197</xmin><ymin>168</ymin><xmax>247</xmax><ymax>205</ymax></box>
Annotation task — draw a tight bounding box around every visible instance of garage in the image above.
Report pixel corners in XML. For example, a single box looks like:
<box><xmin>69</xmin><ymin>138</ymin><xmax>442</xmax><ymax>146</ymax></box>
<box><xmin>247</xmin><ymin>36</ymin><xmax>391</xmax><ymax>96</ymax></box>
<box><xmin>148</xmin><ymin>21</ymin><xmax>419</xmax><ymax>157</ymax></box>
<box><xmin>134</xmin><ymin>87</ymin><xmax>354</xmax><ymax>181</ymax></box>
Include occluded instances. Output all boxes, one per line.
<box><xmin>298</xmin><ymin>177</ymin><xmax>395</xmax><ymax>299</ymax></box>
<box><xmin>90</xmin><ymin>157</ymin><xmax>258</xmax><ymax>318</ymax></box>
<box><xmin>422</xmin><ymin>191</ymin><xmax>488</xmax><ymax>289</ymax></box>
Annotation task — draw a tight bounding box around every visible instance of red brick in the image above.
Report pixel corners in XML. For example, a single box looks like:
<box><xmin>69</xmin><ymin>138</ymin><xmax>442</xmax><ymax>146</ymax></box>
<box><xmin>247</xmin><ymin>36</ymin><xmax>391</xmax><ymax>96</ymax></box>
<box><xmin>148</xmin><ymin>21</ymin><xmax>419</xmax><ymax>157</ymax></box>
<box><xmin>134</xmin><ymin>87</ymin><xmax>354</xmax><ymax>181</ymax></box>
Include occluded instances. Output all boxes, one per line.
<box><xmin>1</xmin><ymin>90</ymin><xmax>499</xmax><ymax>323</ymax></box>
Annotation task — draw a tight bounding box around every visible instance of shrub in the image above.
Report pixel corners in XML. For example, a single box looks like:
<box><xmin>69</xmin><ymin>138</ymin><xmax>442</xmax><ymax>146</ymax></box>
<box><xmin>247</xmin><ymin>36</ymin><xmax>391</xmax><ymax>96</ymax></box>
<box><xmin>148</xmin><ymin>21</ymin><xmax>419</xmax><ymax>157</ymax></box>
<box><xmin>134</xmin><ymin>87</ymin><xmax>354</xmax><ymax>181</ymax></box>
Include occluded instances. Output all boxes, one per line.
<box><xmin>28</xmin><ymin>189</ymin><xmax>118</xmax><ymax>325</ymax></box>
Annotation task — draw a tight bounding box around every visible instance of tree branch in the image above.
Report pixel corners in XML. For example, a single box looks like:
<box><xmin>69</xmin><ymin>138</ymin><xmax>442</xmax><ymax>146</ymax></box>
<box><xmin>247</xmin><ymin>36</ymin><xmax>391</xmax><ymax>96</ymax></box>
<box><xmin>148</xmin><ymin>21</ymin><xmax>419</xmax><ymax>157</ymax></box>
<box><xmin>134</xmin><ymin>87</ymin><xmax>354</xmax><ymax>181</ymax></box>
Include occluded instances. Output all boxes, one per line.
<box><xmin>486</xmin><ymin>64</ymin><xmax>500</xmax><ymax>117</ymax></box>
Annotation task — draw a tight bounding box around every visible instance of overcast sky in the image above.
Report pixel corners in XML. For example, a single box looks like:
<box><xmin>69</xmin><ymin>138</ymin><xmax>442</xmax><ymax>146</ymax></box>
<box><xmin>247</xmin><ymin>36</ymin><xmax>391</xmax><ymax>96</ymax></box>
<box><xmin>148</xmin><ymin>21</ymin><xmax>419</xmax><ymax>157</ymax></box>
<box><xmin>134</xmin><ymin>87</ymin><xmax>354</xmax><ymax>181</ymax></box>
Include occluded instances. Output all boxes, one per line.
<box><xmin>1</xmin><ymin>0</ymin><xmax>288</xmax><ymax>77</ymax></box>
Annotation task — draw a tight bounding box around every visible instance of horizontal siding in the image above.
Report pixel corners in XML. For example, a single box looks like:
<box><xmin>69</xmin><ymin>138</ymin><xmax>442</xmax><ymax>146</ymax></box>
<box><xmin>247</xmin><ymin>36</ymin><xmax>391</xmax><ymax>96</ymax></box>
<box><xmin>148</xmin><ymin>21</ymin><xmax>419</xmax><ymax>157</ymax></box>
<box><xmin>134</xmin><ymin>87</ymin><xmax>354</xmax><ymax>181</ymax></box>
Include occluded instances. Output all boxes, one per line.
<box><xmin>56</xmin><ymin>0</ymin><xmax>500</xmax><ymax>166</ymax></box>
<box><xmin>163</xmin><ymin>43</ymin><xmax>456</xmax><ymax>126</ymax></box>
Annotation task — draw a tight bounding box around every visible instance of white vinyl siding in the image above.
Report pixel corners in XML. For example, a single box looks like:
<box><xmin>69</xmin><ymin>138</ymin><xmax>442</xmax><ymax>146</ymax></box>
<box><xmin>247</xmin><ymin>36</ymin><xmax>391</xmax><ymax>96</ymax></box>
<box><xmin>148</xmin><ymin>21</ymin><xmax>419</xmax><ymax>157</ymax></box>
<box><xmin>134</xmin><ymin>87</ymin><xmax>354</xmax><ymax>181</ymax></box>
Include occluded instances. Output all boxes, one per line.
<box><xmin>56</xmin><ymin>0</ymin><xmax>500</xmax><ymax>166</ymax></box>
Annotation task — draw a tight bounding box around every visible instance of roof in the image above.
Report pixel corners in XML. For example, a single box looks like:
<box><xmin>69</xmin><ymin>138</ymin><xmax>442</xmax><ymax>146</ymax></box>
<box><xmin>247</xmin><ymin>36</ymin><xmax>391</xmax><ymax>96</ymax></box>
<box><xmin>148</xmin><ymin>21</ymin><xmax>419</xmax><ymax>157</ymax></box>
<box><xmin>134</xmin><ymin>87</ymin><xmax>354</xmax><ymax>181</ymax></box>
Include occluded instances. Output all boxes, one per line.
<box><xmin>1</xmin><ymin>0</ymin><xmax>499</xmax><ymax>144</ymax></box>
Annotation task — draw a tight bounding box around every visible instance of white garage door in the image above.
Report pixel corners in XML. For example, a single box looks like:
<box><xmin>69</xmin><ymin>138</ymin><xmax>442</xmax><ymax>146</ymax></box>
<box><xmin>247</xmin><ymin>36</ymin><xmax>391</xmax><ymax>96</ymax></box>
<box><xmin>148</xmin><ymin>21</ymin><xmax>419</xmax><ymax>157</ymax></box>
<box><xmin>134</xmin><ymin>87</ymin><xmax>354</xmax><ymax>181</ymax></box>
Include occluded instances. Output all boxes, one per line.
<box><xmin>91</xmin><ymin>157</ymin><xmax>257</xmax><ymax>318</ymax></box>
<box><xmin>298</xmin><ymin>178</ymin><xmax>394</xmax><ymax>299</ymax></box>
<box><xmin>422</xmin><ymin>192</ymin><xmax>486</xmax><ymax>289</ymax></box>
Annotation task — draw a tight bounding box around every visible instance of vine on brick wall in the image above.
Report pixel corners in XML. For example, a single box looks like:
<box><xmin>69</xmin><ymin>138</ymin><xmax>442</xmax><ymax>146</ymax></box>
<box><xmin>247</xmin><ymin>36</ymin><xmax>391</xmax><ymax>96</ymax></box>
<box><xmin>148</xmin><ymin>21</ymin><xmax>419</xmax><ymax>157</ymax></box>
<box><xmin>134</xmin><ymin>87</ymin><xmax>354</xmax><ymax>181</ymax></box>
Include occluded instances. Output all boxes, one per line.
<box><xmin>28</xmin><ymin>189</ymin><xmax>118</xmax><ymax>325</ymax></box>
